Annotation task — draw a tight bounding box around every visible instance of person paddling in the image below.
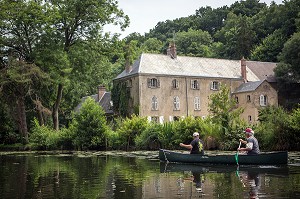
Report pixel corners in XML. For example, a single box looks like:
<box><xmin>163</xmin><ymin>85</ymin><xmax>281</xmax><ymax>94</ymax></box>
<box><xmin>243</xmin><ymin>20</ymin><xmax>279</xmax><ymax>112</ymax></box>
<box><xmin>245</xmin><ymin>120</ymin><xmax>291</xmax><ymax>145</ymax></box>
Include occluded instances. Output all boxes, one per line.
<box><xmin>238</xmin><ymin>128</ymin><xmax>260</xmax><ymax>155</ymax></box>
<box><xmin>180</xmin><ymin>132</ymin><xmax>204</xmax><ymax>155</ymax></box>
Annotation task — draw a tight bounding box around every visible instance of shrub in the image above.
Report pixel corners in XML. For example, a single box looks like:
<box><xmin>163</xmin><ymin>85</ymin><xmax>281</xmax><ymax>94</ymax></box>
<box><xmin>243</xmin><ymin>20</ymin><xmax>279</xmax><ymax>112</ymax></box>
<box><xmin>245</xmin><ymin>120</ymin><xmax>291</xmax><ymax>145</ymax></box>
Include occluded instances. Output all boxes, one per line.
<box><xmin>135</xmin><ymin>123</ymin><xmax>162</xmax><ymax>150</ymax></box>
<box><xmin>70</xmin><ymin>97</ymin><xmax>108</xmax><ymax>150</ymax></box>
<box><xmin>29</xmin><ymin>118</ymin><xmax>74</xmax><ymax>150</ymax></box>
<box><xmin>115</xmin><ymin>114</ymin><xmax>148</xmax><ymax>150</ymax></box>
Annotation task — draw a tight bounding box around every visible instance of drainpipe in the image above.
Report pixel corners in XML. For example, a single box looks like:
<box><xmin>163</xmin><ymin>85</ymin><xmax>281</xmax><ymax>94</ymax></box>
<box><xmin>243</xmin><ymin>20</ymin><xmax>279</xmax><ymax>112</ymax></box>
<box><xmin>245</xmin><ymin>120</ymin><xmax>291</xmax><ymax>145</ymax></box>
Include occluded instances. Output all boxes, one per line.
<box><xmin>185</xmin><ymin>77</ymin><xmax>189</xmax><ymax>117</ymax></box>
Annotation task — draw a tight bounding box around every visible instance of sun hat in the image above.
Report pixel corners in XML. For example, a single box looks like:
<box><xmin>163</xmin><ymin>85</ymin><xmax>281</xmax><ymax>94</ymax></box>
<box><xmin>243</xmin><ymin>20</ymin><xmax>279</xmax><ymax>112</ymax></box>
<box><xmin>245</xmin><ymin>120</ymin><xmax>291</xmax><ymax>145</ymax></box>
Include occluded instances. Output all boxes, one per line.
<box><xmin>244</xmin><ymin>128</ymin><xmax>254</xmax><ymax>134</ymax></box>
<box><xmin>193</xmin><ymin>132</ymin><xmax>199</xmax><ymax>137</ymax></box>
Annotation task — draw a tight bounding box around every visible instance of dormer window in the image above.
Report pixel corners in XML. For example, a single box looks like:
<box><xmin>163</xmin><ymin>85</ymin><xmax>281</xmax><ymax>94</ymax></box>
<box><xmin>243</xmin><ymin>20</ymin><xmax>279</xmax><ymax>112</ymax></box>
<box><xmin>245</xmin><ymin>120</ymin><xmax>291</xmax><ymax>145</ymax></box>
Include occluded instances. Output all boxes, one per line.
<box><xmin>172</xmin><ymin>79</ymin><xmax>179</xmax><ymax>89</ymax></box>
<box><xmin>191</xmin><ymin>80</ymin><xmax>199</xmax><ymax>90</ymax></box>
<box><xmin>148</xmin><ymin>78</ymin><xmax>160</xmax><ymax>88</ymax></box>
<box><xmin>211</xmin><ymin>81</ymin><xmax>220</xmax><ymax>90</ymax></box>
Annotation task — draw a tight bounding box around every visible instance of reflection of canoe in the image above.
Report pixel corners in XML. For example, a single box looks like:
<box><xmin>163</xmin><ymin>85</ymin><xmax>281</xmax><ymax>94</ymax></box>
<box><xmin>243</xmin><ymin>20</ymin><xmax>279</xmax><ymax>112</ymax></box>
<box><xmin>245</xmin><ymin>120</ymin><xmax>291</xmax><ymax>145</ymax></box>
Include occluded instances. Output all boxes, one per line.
<box><xmin>160</xmin><ymin>162</ymin><xmax>289</xmax><ymax>176</ymax></box>
<box><xmin>159</xmin><ymin>149</ymin><xmax>288</xmax><ymax>165</ymax></box>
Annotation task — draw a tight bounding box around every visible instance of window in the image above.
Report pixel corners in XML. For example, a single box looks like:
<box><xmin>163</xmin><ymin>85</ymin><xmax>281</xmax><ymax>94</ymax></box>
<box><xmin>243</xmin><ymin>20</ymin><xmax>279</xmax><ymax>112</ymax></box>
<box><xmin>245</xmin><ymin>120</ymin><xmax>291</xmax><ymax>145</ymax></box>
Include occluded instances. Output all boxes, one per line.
<box><xmin>194</xmin><ymin>97</ymin><xmax>200</xmax><ymax>110</ymax></box>
<box><xmin>173</xmin><ymin>96</ymin><xmax>180</xmax><ymax>110</ymax></box>
<box><xmin>126</xmin><ymin>79</ymin><xmax>132</xmax><ymax>87</ymax></box>
<box><xmin>172</xmin><ymin>79</ymin><xmax>179</xmax><ymax>89</ymax></box>
<box><xmin>191</xmin><ymin>80</ymin><xmax>199</xmax><ymax>89</ymax></box>
<box><xmin>173</xmin><ymin>116</ymin><xmax>180</xmax><ymax>121</ymax></box>
<box><xmin>259</xmin><ymin>95</ymin><xmax>267</xmax><ymax>106</ymax></box>
<box><xmin>151</xmin><ymin>116</ymin><xmax>159</xmax><ymax>123</ymax></box>
<box><xmin>248</xmin><ymin>115</ymin><xmax>252</xmax><ymax>122</ymax></box>
<box><xmin>235</xmin><ymin>96</ymin><xmax>239</xmax><ymax>104</ymax></box>
<box><xmin>147</xmin><ymin>78</ymin><xmax>160</xmax><ymax>88</ymax></box>
<box><xmin>211</xmin><ymin>81</ymin><xmax>220</xmax><ymax>90</ymax></box>
<box><xmin>247</xmin><ymin>95</ymin><xmax>251</xmax><ymax>102</ymax></box>
<box><xmin>151</xmin><ymin>96</ymin><xmax>158</xmax><ymax>110</ymax></box>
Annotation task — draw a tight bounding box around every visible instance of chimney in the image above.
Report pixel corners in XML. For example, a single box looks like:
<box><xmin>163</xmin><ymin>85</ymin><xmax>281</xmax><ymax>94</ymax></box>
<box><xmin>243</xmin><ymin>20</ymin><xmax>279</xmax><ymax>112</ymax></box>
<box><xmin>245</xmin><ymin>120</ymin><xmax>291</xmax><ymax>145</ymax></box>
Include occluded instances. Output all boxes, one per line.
<box><xmin>167</xmin><ymin>42</ymin><xmax>177</xmax><ymax>59</ymax></box>
<box><xmin>241</xmin><ymin>57</ymin><xmax>247</xmax><ymax>82</ymax></box>
<box><xmin>98</xmin><ymin>85</ymin><xmax>106</xmax><ymax>102</ymax></box>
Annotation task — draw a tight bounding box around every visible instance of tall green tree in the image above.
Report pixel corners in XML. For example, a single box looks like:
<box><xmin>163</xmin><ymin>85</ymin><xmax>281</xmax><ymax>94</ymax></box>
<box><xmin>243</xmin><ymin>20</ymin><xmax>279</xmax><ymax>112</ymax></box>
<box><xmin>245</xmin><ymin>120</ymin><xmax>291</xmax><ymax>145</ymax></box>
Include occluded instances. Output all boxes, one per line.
<box><xmin>215</xmin><ymin>12</ymin><xmax>256</xmax><ymax>59</ymax></box>
<box><xmin>275</xmin><ymin>32</ymin><xmax>300</xmax><ymax>85</ymax></box>
<box><xmin>0</xmin><ymin>0</ymin><xmax>49</xmax><ymax>143</ymax></box>
<box><xmin>40</xmin><ymin>0</ymin><xmax>129</xmax><ymax>130</ymax></box>
<box><xmin>208</xmin><ymin>85</ymin><xmax>245</xmax><ymax>149</ymax></box>
<box><xmin>0</xmin><ymin>59</ymin><xmax>48</xmax><ymax>144</ymax></box>
<box><xmin>175</xmin><ymin>29</ymin><xmax>213</xmax><ymax>57</ymax></box>
<box><xmin>250</xmin><ymin>29</ymin><xmax>286</xmax><ymax>62</ymax></box>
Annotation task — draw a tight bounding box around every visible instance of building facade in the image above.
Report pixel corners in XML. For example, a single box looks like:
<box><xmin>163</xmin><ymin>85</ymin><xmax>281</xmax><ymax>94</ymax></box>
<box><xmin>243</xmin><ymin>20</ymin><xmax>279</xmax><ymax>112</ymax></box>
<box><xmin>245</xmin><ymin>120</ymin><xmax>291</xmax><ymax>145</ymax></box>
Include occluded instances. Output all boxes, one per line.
<box><xmin>114</xmin><ymin>45</ymin><xmax>278</xmax><ymax>123</ymax></box>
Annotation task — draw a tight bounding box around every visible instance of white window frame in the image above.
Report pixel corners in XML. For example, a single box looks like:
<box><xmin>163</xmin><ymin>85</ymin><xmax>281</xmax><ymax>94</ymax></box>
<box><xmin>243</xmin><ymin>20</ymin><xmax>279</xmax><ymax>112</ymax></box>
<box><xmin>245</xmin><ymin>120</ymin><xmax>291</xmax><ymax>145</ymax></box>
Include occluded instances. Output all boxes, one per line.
<box><xmin>247</xmin><ymin>95</ymin><xmax>251</xmax><ymax>102</ymax></box>
<box><xmin>248</xmin><ymin>115</ymin><xmax>252</xmax><ymax>122</ymax></box>
<box><xmin>151</xmin><ymin>96</ymin><xmax>158</xmax><ymax>110</ymax></box>
<box><xmin>259</xmin><ymin>95</ymin><xmax>267</xmax><ymax>106</ymax></box>
<box><xmin>191</xmin><ymin>80</ymin><xmax>199</xmax><ymax>90</ymax></box>
<box><xmin>211</xmin><ymin>81</ymin><xmax>220</xmax><ymax>90</ymax></box>
<box><xmin>159</xmin><ymin>116</ymin><xmax>164</xmax><ymax>124</ymax></box>
<box><xmin>172</xmin><ymin>79</ymin><xmax>179</xmax><ymax>89</ymax></box>
<box><xmin>148</xmin><ymin>78</ymin><xmax>160</xmax><ymax>88</ymax></box>
<box><xmin>194</xmin><ymin>97</ymin><xmax>201</xmax><ymax>110</ymax></box>
<box><xmin>235</xmin><ymin>96</ymin><xmax>239</xmax><ymax>104</ymax></box>
<box><xmin>173</xmin><ymin>96</ymin><xmax>180</xmax><ymax>110</ymax></box>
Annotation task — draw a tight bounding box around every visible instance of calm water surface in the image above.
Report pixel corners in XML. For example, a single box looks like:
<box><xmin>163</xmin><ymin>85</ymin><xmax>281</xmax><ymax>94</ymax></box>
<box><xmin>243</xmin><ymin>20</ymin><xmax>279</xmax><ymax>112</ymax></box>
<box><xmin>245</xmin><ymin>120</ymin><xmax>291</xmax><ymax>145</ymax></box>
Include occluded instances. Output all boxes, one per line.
<box><xmin>0</xmin><ymin>151</ymin><xmax>300</xmax><ymax>199</ymax></box>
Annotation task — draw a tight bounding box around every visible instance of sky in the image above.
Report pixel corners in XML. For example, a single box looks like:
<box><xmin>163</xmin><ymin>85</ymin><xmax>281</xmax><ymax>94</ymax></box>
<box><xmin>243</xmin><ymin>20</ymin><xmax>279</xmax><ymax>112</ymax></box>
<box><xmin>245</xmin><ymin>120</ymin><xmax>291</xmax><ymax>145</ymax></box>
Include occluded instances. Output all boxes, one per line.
<box><xmin>104</xmin><ymin>0</ymin><xmax>283</xmax><ymax>38</ymax></box>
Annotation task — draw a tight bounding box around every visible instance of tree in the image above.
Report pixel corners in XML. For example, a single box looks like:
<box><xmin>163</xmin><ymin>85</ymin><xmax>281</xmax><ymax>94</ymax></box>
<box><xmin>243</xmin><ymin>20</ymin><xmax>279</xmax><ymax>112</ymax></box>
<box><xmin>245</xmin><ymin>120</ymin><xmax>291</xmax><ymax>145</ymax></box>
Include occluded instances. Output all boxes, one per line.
<box><xmin>251</xmin><ymin>29</ymin><xmax>286</xmax><ymax>62</ymax></box>
<box><xmin>0</xmin><ymin>59</ymin><xmax>48</xmax><ymax>144</ymax></box>
<box><xmin>208</xmin><ymin>85</ymin><xmax>245</xmax><ymax>150</ymax></box>
<box><xmin>215</xmin><ymin>12</ymin><xmax>256</xmax><ymax>59</ymax></box>
<box><xmin>0</xmin><ymin>0</ymin><xmax>50</xmax><ymax>143</ymax></box>
<box><xmin>275</xmin><ymin>32</ymin><xmax>300</xmax><ymax>84</ymax></box>
<box><xmin>70</xmin><ymin>97</ymin><xmax>108</xmax><ymax>150</ymax></box>
<box><xmin>141</xmin><ymin>38</ymin><xmax>163</xmax><ymax>53</ymax></box>
<box><xmin>41</xmin><ymin>0</ymin><xmax>129</xmax><ymax>130</ymax></box>
<box><xmin>175</xmin><ymin>29</ymin><xmax>213</xmax><ymax>57</ymax></box>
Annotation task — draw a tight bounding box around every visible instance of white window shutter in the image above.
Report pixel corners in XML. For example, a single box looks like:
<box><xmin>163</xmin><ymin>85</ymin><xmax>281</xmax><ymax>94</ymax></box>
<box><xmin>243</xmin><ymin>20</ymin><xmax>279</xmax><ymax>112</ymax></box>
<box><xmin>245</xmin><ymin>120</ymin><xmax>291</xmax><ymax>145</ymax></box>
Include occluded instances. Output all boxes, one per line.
<box><xmin>159</xmin><ymin>116</ymin><xmax>164</xmax><ymax>124</ymax></box>
<box><xmin>259</xmin><ymin>95</ymin><xmax>264</xmax><ymax>106</ymax></box>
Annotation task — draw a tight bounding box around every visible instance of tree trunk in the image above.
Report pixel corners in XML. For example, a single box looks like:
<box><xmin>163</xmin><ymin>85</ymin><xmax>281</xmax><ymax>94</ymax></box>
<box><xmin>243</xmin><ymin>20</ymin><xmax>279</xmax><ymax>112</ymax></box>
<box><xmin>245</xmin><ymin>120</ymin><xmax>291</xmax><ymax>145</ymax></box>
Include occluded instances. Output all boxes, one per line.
<box><xmin>16</xmin><ymin>96</ymin><xmax>28</xmax><ymax>144</ymax></box>
<box><xmin>36</xmin><ymin>100</ymin><xmax>45</xmax><ymax>126</ymax></box>
<box><xmin>52</xmin><ymin>83</ymin><xmax>63</xmax><ymax>131</ymax></box>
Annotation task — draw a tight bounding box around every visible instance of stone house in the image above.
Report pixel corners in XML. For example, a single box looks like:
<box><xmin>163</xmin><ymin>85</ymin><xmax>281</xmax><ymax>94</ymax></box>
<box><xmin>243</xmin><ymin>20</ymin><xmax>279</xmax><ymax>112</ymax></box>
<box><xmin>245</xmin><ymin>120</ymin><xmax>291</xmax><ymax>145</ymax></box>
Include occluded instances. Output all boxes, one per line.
<box><xmin>113</xmin><ymin>44</ymin><xmax>278</xmax><ymax>123</ymax></box>
<box><xmin>75</xmin><ymin>85</ymin><xmax>114</xmax><ymax>118</ymax></box>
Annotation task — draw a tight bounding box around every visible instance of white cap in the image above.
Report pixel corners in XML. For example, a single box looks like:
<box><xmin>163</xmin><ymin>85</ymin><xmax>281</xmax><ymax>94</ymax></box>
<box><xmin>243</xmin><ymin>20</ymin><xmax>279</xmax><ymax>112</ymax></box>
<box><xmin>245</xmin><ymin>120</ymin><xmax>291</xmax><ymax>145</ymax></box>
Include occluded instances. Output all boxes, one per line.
<box><xmin>193</xmin><ymin>132</ymin><xmax>199</xmax><ymax>137</ymax></box>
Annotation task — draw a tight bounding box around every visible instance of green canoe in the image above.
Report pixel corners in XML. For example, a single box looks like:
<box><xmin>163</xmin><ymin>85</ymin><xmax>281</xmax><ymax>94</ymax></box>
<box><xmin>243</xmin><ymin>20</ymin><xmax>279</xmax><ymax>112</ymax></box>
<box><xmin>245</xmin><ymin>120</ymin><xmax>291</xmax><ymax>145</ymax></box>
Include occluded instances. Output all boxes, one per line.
<box><xmin>159</xmin><ymin>149</ymin><xmax>288</xmax><ymax>165</ymax></box>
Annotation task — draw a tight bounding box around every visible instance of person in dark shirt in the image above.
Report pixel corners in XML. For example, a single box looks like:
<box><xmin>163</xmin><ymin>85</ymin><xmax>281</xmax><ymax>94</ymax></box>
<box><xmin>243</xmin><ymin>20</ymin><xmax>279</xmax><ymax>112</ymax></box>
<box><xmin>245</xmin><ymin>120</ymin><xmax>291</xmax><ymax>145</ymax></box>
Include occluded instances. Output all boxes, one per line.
<box><xmin>238</xmin><ymin>128</ymin><xmax>260</xmax><ymax>155</ymax></box>
<box><xmin>180</xmin><ymin>132</ymin><xmax>204</xmax><ymax>155</ymax></box>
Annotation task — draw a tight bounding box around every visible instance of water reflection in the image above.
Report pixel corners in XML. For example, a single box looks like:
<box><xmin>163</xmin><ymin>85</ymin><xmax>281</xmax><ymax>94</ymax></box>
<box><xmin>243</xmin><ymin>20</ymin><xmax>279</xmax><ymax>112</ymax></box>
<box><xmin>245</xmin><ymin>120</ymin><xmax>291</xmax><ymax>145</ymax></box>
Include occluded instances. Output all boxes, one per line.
<box><xmin>237</xmin><ymin>169</ymin><xmax>260</xmax><ymax>198</ymax></box>
<box><xmin>0</xmin><ymin>152</ymin><xmax>300</xmax><ymax>199</ymax></box>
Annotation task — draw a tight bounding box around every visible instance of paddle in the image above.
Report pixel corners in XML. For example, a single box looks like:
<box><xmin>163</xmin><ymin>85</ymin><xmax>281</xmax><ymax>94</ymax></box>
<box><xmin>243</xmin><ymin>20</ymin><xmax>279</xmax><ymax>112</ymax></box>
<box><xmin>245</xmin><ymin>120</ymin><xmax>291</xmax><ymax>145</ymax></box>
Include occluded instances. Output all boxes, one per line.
<box><xmin>235</xmin><ymin>141</ymin><xmax>242</xmax><ymax>165</ymax></box>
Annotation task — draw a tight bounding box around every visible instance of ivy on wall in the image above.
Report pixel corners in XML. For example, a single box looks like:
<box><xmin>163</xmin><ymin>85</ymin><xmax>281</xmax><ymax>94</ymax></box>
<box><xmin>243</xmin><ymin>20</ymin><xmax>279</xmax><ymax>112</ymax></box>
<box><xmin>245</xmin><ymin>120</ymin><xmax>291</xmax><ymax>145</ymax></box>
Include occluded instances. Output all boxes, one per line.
<box><xmin>111</xmin><ymin>81</ymin><xmax>131</xmax><ymax>117</ymax></box>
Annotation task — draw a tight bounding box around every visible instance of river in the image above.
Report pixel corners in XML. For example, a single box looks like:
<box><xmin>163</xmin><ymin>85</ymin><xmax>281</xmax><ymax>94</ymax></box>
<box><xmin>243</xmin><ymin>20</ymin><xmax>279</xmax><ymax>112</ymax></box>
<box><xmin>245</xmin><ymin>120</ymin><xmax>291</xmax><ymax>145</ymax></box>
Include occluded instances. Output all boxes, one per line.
<box><xmin>0</xmin><ymin>151</ymin><xmax>299</xmax><ymax>198</ymax></box>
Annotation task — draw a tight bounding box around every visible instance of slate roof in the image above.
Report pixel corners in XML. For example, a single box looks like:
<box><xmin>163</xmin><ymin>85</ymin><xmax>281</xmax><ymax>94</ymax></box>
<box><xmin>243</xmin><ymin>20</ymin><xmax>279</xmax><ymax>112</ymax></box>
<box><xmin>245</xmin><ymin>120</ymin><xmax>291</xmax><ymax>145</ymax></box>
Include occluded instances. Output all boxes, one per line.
<box><xmin>75</xmin><ymin>92</ymin><xmax>113</xmax><ymax>114</ymax></box>
<box><xmin>246</xmin><ymin>61</ymin><xmax>277</xmax><ymax>82</ymax></box>
<box><xmin>233</xmin><ymin>80</ymin><xmax>264</xmax><ymax>94</ymax></box>
<box><xmin>115</xmin><ymin>53</ymin><xmax>262</xmax><ymax>81</ymax></box>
